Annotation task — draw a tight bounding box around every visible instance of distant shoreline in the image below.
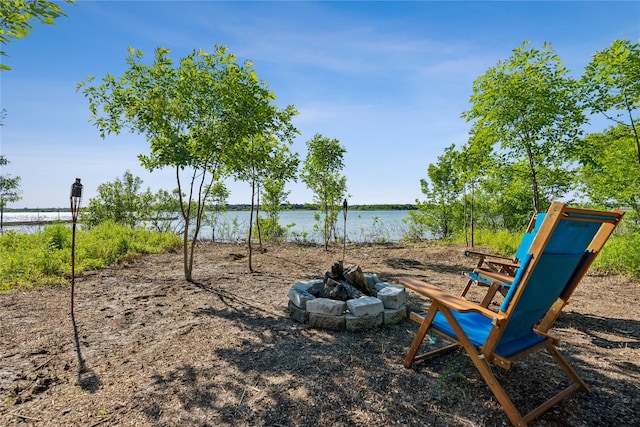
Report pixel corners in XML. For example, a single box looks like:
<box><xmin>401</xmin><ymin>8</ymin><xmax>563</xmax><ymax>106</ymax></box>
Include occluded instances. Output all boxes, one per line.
<box><xmin>1</xmin><ymin>219</ymin><xmax>73</xmax><ymax>226</ymax></box>
<box><xmin>4</xmin><ymin>203</ymin><xmax>417</xmax><ymax>213</ymax></box>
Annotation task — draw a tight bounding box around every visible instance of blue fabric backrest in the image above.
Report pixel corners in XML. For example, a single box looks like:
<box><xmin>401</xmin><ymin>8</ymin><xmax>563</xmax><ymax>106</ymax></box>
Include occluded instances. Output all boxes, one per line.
<box><xmin>497</xmin><ymin>216</ymin><xmax>601</xmax><ymax>342</ymax></box>
<box><xmin>514</xmin><ymin>213</ymin><xmax>545</xmax><ymax>262</ymax></box>
<box><xmin>499</xmin><ymin>253</ymin><xmax>533</xmax><ymax>313</ymax></box>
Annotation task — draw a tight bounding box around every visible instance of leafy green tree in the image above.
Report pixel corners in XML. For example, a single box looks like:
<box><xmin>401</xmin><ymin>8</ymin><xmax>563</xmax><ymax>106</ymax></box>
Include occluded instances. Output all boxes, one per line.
<box><xmin>476</xmin><ymin>162</ymin><xmax>542</xmax><ymax>230</ymax></box>
<box><xmin>455</xmin><ymin>128</ymin><xmax>496</xmax><ymax>246</ymax></box>
<box><xmin>229</xmin><ymin>119</ymin><xmax>298</xmax><ymax>270</ymax></box>
<box><xmin>204</xmin><ymin>181</ymin><xmax>229</xmax><ymax>242</ymax></box>
<box><xmin>463</xmin><ymin>41</ymin><xmax>585</xmax><ymax>212</ymax></box>
<box><xmin>413</xmin><ymin>145</ymin><xmax>462</xmax><ymax>240</ymax></box>
<box><xmin>146</xmin><ymin>188</ymin><xmax>181</xmax><ymax>233</ymax></box>
<box><xmin>259</xmin><ymin>147</ymin><xmax>300</xmax><ymax>244</ymax></box>
<box><xmin>402</xmin><ymin>209</ymin><xmax>431</xmax><ymax>241</ymax></box>
<box><xmin>0</xmin><ymin>0</ymin><xmax>75</xmax><ymax>70</ymax></box>
<box><xmin>581</xmin><ymin>39</ymin><xmax>640</xmax><ymax>166</ymax></box>
<box><xmin>0</xmin><ymin>155</ymin><xmax>22</xmax><ymax>228</ymax></box>
<box><xmin>79</xmin><ymin>45</ymin><xmax>284</xmax><ymax>281</ymax></box>
<box><xmin>83</xmin><ymin>171</ymin><xmax>153</xmax><ymax>228</ymax></box>
<box><xmin>300</xmin><ymin>134</ymin><xmax>347</xmax><ymax>250</ymax></box>
<box><xmin>577</xmin><ymin>124</ymin><xmax>640</xmax><ymax>228</ymax></box>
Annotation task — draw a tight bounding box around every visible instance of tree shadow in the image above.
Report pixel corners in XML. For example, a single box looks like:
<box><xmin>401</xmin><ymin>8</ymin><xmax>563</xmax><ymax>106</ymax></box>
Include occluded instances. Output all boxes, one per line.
<box><xmin>556</xmin><ymin>311</ymin><xmax>640</xmax><ymax>350</ymax></box>
<box><xmin>129</xmin><ymin>275</ymin><xmax>639</xmax><ymax>426</ymax></box>
<box><xmin>385</xmin><ymin>257</ymin><xmax>425</xmax><ymax>269</ymax></box>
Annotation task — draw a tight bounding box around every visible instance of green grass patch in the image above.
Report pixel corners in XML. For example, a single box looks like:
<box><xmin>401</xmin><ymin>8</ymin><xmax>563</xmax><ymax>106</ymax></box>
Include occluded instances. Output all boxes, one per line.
<box><xmin>0</xmin><ymin>221</ymin><xmax>181</xmax><ymax>292</ymax></box>
<box><xmin>593</xmin><ymin>232</ymin><xmax>640</xmax><ymax>277</ymax></box>
<box><xmin>453</xmin><ymin>228</ymin><xmax>523</xmax><ymax>257</ymax></box>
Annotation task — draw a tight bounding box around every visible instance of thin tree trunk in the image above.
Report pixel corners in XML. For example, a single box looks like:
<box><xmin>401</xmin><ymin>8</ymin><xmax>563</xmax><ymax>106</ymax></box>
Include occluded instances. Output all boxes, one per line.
<box><xmin>176</xmin><ymin>166</ymin><xmax>192</xmax><ymax>281</ymax></box>
<box><xmin>623</xmin><ymin>93</ymin><xmax>640</xmax><ymax>165</ymax></box>
<box><xmin>324</xmin><ymin>204</ymin><xmax>329</xmax><ymax>250</ymax></box>
<box><xmin>188</xmin><ymin>169</ymin><xmax>207</xmax><ymax>281</ymax></box>
<box><xmin>256</xmin><ymin>182</ymin><xmax>263</xmax><ymax>252</ymax></box>
<box><xmin>525</xmin><ymin>143</ymin><xmax>540</xmax><ymax>213</ymax></box>
<box><xmin>462</xmin><ymin>184</ymin><xmax>468</xmax><ymax>246</ymax></box>
<box><xmin>248</xmin><ymin>178</ymin><xmax>255</xmax><ymax>272</ymax></box>
<box><xmin>470</xmin><ymin>180</ymin><xmax>475</xmax><ymax>247</ymax></box>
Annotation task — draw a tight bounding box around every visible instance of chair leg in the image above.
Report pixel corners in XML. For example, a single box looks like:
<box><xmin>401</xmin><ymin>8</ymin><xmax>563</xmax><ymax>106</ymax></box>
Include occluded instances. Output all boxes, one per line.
<box><xmin>404</xmin><ymin>319</ymin><xmax>431</xmax><ymax>367</ymax></box>
<box><xmin>461</xmin><ymin>256</ymin><xmax>486</xmax><ymax>298</ymax></box>
<box><xmin>460</xmin><ymin>277</ymin><xmax>475</xmax><ymax>298</ymax></box>
<box><xmin>436</xmin><ymin>306</ymin><xmax>527</xmax><ymax>426</ymax></box>
<box><xmin>404</xmin><ymin>306</ymin><xmax>439</xmax><ymax>368</ymax></box>
<box><xmin>522</xmin><ymin>345</ymin><xmax>588</xmax><ymax>423</ymax></box>
<box><xmin>480</xmin><ymin>282</ymin><xmax>503</xmax><ymax>307</ymax></box>
<box><xmin>546</xmin><ymin>344</ymin><xmax>590</xmax><ymax>392</ymax></box>
<box><xmin>468</xmin><ymin>352</ymin><xmax>527</xmax><ymax>427</ymax></box>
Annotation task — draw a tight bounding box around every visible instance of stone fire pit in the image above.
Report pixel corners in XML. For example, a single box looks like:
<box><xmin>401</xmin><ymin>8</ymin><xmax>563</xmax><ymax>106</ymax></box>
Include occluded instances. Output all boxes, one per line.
<box><xmin>287</xmin><ymin>262</ymin><xmax>407</xmax><ymax>331</ymax></box>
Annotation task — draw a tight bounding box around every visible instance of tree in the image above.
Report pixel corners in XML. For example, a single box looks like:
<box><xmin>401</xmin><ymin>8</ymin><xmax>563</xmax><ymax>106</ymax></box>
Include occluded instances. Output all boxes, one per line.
<box><xmin>0</xmin><ymin>155</ymin><xmax>22</xmax><ymax>228</ymax></box>
<box><xmin>463</xmin><ymin>41</ymin><xmax>585</xmax><ymax>212</ymax></box>
<box><xmin>455</xmin><ymin>127</ymin><xmax>496</xmax><ymax>246</ymax></box>
<box><xmin>577</xmin><ymin>124</ymin><xmax>640</xmax><ymax>228</ymax></box>
<box><xmin>581</xmin><ymin>39</ymin><xmax>640</xmax><ymax>166</ymax></box>
<box><xmin>477</xmin><ymin>161</ymin><xmax>544</xmax><ymax>230</ymax></box>
<box><xmin>83</xmin><ymin>171</ymin><xmax>153</xmax><ymax>228</ymax></box>
<box><xmin>300</xmin><ymin>134</ymin><xmax>347</xmax><ymax>250</ymax></box>
<box><xmin>259</xmin><ymin>147</ymin><xmax>300</xmax><ymax>244</ymax></box>
<box><xmin>78</xmin><ymin>45</ymin><xmax>288</xmax><ymax>281</ymax></box>
<box><xmin>415</xmin><ymin>145</ymin><xmax>462</xmax><ymax>240</ymax></box>
<box><xmin>204</xmin><ymin>181</ymin><xmax>229</xmax><ymax>242</ymax></box>
<box><xmin>228</xmin><ymin>110</ymin><xmax>298</xmax><ymax>270</ymax></box>
<box><xmin>0</xmin><ymin>0</ymin><xmax>75</xmax><ymax>70</ymax></box>
<box><xmin>146</xmin><ymin>188</ymin><xmax>182</xmax><ymax>234</ymax></box>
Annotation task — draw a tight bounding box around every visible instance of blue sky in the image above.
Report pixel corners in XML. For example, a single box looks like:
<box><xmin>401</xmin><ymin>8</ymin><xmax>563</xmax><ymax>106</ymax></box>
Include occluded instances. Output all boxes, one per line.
<box><xmin>1</xmin><ymin>1</ymin><xmax>639</xmax><ymax>208</ymax></box>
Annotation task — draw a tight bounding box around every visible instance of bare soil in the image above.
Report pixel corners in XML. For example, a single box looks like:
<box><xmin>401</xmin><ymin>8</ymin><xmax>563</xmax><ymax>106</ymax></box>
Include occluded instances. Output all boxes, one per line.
<box><xmin>1</xmin><ymin>242</ymin><xmax>639</xmax><ymax>426</ymax></box>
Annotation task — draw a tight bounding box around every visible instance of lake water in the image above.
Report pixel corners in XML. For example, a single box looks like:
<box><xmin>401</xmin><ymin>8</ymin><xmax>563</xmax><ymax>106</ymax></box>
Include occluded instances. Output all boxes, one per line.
<box><xmin>1</xmin><ymin>210</ymin><xmax>417</xmax><ymax>243</ymax></box>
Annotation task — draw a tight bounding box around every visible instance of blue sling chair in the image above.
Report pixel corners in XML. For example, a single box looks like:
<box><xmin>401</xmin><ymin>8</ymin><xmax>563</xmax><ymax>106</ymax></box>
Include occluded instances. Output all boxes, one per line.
<box><xmin>460</xmin><ymin>212</ymin><xmax>545</xmax><ymax>308</ymax></box>
<box><xmin>400</xmin><ymin>202</ymin><xmax>624</xmax><ymax>426</ymax></box>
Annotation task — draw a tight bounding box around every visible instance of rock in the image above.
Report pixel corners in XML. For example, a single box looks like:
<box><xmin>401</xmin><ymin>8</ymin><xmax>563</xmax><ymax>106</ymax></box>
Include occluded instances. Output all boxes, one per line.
<box><xmin>346</xmin><ymin>312</ymin><xmax>383</xmax><ymax>331</ymax></box>
<box><xmin>288</xmin><ymin>300</ymin><xmax>310</xmax><ymax>323</ymax></box>
<box><xmin>346</xmin><ymin>296</ymin><xmax>384</xmax><ymax>317</ymax></box>
<box><xmin>377</xmin><ymin>285</ymin><xmax>407</xmax><ymax>310</ymax></box>
<box><xmin>308</xmin><ymin>312</ymin><xmax>346</xmax><ymax>331</ymax></box>
<box><xmin>306</xmin><ymin>297</ymin><xmax>347</xmax><ymax>316</ymax></box>
<box><xmin>383</xmin><ymin>306</ymin><xmax>407</xmax><ymax>325</ymax></box>
<box><xmin>288</xmin><ymin>280</ymin><xmax>322</xmax><ymax>309</ymax></box>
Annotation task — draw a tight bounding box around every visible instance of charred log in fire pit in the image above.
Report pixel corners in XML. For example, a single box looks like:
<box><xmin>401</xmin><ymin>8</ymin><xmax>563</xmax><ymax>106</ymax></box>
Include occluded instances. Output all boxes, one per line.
<box><xmin>320</xmin><ymin>261</ymin><xmax>373</xmax><ymax>301</ymax></box>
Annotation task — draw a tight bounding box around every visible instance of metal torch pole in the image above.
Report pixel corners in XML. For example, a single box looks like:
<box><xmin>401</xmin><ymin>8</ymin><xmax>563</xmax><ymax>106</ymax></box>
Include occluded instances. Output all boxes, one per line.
<box><xmin>70</xmin><ymin>179</ymin><xmax>82</xmax><ymax>317</ymax></box>
<box><xmin>342</xmin><ymin>199</ymin><xmax>348</xmax><ymax>263</ymax></box>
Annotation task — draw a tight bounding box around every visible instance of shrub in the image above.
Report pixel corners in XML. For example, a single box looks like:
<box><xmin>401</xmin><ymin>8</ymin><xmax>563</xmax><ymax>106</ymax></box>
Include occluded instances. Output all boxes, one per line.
<box><xmin>593</xmin><ymin>232</ymin><xmax>640</xmax><ymax>277</ymax></box>
<box><xmin>0</xmin><ymin>222</ymin><xmax>181</xmax><ymax>292</ymax></box>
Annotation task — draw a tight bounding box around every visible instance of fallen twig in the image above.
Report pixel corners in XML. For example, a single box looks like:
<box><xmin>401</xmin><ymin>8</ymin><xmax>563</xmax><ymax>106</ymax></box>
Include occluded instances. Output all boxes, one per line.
<box><xmin>9</xmin><ymin>411</ymin><xmax>42</xmax><ymax>422</ymax></box>
<box><xmin>32</xmin><ymin>356</ymin><xmax>54</xmax><ymax>373</ymax></box>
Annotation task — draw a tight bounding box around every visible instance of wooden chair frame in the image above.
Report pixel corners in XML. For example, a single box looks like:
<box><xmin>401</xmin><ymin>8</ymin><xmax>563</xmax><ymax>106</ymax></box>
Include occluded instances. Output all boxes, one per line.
<box><xmin>460</xmin><ymin>212</ymin><xmax>541</xmax><ymax>307</ymax></box>
<box><xmin>401</xmin><ymin>202</ymin><xmax>624</xmax><ymax>426</ymax></box>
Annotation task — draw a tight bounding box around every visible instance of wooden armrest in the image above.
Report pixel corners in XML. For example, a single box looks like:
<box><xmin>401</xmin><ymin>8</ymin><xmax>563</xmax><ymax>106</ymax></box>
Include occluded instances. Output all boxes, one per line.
<box><xmin>463</xmin><ymin>249</ymin><xmax>513</xmax><ymax>261</ymax></box>
<box><xmin>474</xmin><ymin>268</ymin><xmax>515</xmax><ymax>285</ymax></box>
<box><xmin>400</xmin><ymin>277</ymin><xmax>504</xmax><ymax>320</ymax></box>
<box><xmin>482</xmin><ymin>259</ymin><xmax>520</xmax><ymax>270</ymax></box>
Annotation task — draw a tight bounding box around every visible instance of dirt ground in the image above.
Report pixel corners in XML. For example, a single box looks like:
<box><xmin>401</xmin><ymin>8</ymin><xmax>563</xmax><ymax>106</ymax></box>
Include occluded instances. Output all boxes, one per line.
<box><xmin>1</xmin><ymin>242</ymin><xmax>638</xmax><ymax>426</ymax></box>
